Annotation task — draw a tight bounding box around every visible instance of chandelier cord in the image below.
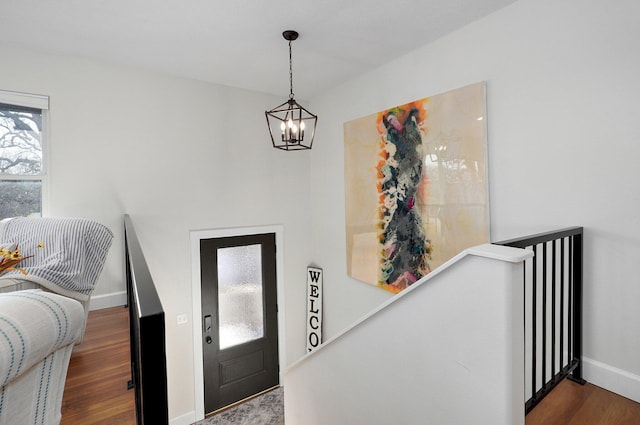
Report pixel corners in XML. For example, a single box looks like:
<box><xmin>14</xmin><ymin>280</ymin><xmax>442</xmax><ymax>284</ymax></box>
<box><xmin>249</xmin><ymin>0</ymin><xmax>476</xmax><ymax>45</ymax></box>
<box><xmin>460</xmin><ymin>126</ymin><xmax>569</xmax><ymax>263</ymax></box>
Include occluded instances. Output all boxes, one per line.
<box><xmin>288</xmin><ymin>40</ymin><xmax>294</xmax><ymax>99</ymax></box>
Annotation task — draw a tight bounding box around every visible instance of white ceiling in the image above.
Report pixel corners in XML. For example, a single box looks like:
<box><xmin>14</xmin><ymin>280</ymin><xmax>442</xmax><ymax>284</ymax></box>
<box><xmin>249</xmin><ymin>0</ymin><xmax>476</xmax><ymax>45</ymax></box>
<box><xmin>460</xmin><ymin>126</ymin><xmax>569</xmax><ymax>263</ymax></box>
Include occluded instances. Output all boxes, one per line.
<box><xmin>1</xmin><ymin>0</ymin><xmax>517</xmax><ymax>99</ymax></box>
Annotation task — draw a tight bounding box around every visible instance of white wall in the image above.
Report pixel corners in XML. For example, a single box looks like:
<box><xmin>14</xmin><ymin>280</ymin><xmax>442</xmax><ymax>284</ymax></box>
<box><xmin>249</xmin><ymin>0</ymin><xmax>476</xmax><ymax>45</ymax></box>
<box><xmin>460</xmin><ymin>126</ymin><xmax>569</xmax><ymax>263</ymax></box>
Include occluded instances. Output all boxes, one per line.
<box><xmin>0</xmin><ymin>45</ymin><xmax>312</xmax><ymax>421</ymax></box>
<box><xmin>2</xmin><ymin>0</ymin><xmax>639</xmax><ymax>417</ymax></box>
<box><xmin>310</xmin><ymin>0</ymin><xmax>640</xmax><ymax>400</ymax></box>
<box><xmin>285</xmin><ymin>244</ymin><xmax>529</xmax><ymax>425</ymax></box>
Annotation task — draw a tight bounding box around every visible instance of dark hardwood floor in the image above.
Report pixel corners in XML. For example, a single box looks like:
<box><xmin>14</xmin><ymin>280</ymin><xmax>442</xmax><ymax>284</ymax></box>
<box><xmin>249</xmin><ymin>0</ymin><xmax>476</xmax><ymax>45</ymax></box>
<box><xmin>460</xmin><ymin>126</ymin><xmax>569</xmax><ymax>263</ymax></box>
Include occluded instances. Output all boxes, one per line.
<box><xmin>526</xmin><ymin>378</ymin><xmax>640</xmax><ymax>425</ymax></box>
<box><xmin>61</xmin><ymin>306</ymin><xmax>640</xmax><ymax>425</ymax></box>
<box><xmin>61</xmin><ymin>306</ymin><xmax>135</xmax><ymax>425</ymax></box>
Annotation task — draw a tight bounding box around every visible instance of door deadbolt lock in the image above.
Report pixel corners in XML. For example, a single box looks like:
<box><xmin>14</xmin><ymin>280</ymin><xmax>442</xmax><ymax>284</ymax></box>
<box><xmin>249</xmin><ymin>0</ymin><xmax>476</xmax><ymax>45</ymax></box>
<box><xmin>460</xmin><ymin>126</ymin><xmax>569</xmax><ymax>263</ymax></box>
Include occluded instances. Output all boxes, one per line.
<box><xmin>205</xmin><ymin>336</ymin><xmax>212</xmax><ymax>344</ymax></box>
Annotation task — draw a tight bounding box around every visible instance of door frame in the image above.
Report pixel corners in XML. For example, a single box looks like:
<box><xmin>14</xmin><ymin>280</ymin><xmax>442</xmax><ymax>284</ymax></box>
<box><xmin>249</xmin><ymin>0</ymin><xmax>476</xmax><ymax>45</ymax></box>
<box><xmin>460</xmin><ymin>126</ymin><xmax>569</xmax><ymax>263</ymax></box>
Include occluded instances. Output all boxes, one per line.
<box><xmin>191</xmin><ymin>225</ymin><xmax>286</xmax><ymax>421</ymax></box>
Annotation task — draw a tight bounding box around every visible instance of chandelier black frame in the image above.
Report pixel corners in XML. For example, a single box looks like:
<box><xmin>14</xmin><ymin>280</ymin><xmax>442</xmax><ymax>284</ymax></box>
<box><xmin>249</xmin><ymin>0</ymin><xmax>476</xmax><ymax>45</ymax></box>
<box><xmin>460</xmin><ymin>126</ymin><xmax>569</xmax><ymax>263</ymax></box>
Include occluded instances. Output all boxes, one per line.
<box><xmin>265</xmin><ymin>30</ymin><xmax>317</xmax><ymax>151</ymax></box>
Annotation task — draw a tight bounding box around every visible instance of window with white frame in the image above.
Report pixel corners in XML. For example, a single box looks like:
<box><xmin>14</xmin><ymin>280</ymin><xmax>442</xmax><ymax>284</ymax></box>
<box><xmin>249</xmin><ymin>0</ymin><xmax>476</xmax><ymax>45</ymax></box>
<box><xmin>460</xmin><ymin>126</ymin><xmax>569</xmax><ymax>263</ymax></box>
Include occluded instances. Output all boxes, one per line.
<box><xmin>0</xmin><ymin>90</ymin><xmax>49</xmax><ymax>220</ymax></box>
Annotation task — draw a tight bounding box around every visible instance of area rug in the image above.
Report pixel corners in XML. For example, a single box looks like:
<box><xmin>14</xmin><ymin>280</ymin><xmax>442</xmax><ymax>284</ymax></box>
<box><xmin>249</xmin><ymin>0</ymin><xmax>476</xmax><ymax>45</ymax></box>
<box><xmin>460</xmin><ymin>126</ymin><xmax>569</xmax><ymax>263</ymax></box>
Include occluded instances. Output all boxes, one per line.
<box><xmin>194</xmin><ymin>387</ymin><xmax>284</xmax><ymax>425</ymax></box>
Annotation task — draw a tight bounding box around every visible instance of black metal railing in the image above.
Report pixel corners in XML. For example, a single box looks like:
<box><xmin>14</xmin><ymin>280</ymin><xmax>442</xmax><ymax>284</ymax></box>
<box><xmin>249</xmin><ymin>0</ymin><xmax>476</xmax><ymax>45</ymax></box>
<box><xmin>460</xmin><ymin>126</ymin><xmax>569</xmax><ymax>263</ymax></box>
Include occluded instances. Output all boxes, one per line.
<box><xmin>495</xmin><ymin>227</ymin><xmax>585</xmax><ymax>413</ymax></box>
<box><xmin>124</xmin><ymin>214</ymin><xmax>169</xmax><ymax>424</ymax></box>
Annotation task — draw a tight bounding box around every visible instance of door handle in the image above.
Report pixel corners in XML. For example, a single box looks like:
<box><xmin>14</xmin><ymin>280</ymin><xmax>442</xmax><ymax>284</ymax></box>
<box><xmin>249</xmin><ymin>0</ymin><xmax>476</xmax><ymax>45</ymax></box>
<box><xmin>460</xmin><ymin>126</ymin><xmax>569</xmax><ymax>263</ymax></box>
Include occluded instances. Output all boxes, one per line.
<box><xmin>204</xmin><ymin>315</ymin><xmax>212</xmax><ymax>333</ymax></box>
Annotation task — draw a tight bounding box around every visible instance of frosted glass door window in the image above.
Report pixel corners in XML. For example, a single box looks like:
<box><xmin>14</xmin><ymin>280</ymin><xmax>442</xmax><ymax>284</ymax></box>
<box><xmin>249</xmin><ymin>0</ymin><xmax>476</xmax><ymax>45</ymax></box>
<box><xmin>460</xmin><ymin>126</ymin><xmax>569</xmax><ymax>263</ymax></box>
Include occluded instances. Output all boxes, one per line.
<box><xmin>217</xmin><ymin>244</ymin><xmax>264</xmax><ymax>349</ymax></box>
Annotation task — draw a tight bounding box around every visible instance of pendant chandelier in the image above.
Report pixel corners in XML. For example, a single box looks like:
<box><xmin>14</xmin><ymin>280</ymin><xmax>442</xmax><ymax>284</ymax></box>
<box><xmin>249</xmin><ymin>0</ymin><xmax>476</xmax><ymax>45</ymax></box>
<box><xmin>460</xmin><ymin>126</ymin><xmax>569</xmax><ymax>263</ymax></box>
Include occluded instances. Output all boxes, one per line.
<box><xmin>265</xmin><ymin>30</ymin><xmax>317</xmax><ymax>151</ymax></box>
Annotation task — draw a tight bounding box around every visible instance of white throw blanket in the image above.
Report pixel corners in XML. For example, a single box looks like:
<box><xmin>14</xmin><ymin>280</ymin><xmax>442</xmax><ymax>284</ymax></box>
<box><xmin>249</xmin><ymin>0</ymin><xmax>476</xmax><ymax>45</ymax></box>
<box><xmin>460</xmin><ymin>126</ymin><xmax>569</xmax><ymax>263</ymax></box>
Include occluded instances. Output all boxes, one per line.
<box><xmin>0</xmin><ymin>289</ymin><xmax>85</xmax><ymax>425</ymax></box>
<box><xmin>0</xmin><ymin>217</ymin><xmax>113</xmax><ymax>301</ymax></box>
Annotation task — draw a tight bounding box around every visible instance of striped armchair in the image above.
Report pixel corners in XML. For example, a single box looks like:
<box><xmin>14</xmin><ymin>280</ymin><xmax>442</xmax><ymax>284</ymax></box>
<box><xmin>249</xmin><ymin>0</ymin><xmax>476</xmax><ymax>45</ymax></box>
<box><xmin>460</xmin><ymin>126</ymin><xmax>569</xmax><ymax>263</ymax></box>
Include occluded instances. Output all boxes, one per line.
<box><xmin>0</xmin><ymin>217</ymin><xmax>113</xmax><ymax>424</ymax></box>
<box><xmin>0</xmin><ymin>290</ymin><xmax>85</xmax><ymax>425</ymax></box>
<box><xmin>0</xmin><ymin>217</ymin><xmax>114</xmax><ymax>338</ymax></box>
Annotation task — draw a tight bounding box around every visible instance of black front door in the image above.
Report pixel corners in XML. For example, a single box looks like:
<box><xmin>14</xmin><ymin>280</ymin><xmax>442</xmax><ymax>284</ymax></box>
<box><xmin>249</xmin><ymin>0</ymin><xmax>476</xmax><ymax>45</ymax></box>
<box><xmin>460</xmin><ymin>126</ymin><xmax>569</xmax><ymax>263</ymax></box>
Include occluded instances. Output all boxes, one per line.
<box><xmin>200</xmin><ymin>233</ymin><xmax>279</xmax><ymax>414</ymax></box>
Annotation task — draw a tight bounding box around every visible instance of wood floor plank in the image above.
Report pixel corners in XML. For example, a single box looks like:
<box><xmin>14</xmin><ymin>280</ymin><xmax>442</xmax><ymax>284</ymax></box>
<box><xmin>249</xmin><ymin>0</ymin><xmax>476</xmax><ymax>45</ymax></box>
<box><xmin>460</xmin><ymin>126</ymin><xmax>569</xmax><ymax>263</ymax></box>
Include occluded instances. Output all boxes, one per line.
<box><xmin>61</xmin><ymin>306</ymin><xmax>135</xmax><ymax>425</ymax></box>
<box><xmin>567</xmin><ymin>384</ymin><xmax>640</xmax><ymax>425</ymax></box>
<box><xmin>526</xmin><ymin>378</ymin><xmax>640</xmax><ymax>425</ymax></box>
<box><xmin>525</xmin><ymin>379</ymin><xmax>593</xmax><ymax>425</ymax></box>
<box><xmin>62</xmin><ymin>307</ymin><xmax>640</xmax><ymax>425</ymax></box>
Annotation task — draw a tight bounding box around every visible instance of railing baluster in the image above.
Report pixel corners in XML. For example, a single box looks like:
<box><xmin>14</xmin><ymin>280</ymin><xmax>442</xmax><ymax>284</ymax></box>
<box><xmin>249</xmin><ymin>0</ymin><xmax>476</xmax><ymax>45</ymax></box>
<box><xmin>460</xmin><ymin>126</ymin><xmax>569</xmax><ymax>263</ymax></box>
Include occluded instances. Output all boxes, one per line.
<box><xmin>569</xmin><ymin>232</ymin><xmax>586</xmax><ymax>384</ymax></box>
<box><xmin>568</xmin><ymin>237</ymin><xmax>573</xmax><ymax>364</ymax></box>
<box><xmin>542</xmin><ymin>242</ymin><xmax>547</xmax><ymax>389</ymax></box>
<box><xmin>531</xmin><ymin>244</ymin><xmax>538</xmax><ymax>402</ymax></box>
<box><xmin>552</xmin><ymin>239</ymin><xmax>557</xmax><ymax>380</ymax></box>
<box><xmin>494</xmin><ymin>226</ymin><xmax>585</xmax><ymax>413</ymax></box>
<box><xmin>560</xmin><ymin>237</ymin><xmax>565</xmax><ymax>371</ymax></box>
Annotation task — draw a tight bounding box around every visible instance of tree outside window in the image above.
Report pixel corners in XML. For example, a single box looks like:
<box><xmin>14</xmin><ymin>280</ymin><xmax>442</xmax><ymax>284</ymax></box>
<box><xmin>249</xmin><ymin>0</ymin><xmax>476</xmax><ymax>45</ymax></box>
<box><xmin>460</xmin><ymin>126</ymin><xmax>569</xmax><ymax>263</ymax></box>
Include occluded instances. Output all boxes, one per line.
<box><xmin>0</xmin><ymin>102</ymin><xmax>44</xmax><ymax>219</ymax></box>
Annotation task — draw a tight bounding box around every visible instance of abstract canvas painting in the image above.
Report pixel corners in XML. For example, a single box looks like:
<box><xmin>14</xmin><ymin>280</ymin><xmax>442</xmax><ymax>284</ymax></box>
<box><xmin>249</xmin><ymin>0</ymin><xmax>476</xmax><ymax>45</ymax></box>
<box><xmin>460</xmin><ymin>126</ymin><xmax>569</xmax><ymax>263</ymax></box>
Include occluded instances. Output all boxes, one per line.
<box><xmin>344</xmin><ymin>82</ymin><xmax>489</xmax><ymax>293</ymax></box>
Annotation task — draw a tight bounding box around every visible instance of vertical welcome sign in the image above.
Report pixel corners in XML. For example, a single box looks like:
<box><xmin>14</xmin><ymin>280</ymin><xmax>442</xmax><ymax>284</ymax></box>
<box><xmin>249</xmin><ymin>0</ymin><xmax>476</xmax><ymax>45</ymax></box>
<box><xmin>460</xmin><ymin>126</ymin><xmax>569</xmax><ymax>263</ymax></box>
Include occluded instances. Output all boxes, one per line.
<box><xmin>306</xmin><ymin>266</ymin><xmax>323</xmax><ymax>352</ymax></box>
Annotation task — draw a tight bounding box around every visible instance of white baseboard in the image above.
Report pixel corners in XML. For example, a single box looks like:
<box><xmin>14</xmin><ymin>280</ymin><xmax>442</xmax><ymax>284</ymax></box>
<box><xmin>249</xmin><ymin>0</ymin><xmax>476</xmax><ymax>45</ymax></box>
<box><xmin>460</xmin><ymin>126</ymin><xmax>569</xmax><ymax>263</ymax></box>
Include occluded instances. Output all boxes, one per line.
<box><xmin>583</xmin><ymin>356</ymin><xmax>640</xmax><ymax>403</ymax></box>
<box><xmin>170</xmin><ymin>411</ymin><xmax>196</xmax><ymax>425</ymax></box>
<box><xmin>88</xmin><ymin>291</ymin><xmax>127</xmax><ymax>310</ymax></box>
